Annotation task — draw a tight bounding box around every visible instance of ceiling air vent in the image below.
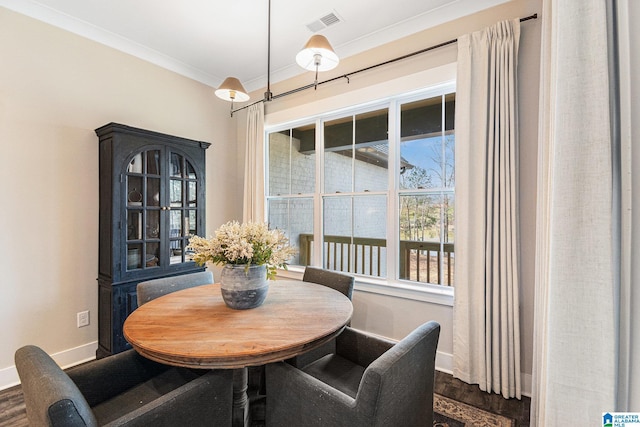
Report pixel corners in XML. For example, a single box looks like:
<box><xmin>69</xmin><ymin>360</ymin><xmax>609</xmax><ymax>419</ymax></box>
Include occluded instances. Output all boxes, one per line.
<box><xmin>306</xmin><ymin>11</ymin><xmax>342</xmax><ymax>33</ymax></box>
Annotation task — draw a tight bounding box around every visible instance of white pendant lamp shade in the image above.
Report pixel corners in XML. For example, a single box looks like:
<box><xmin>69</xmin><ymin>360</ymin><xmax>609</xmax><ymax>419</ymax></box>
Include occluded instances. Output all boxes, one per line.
<box><xmin>215</xmin><ymin>77</ymin><xmax>250</xmax><ymax>102</ymax></box>
<box><xmin>296</xmin><ymin>35</ymin><xmax>339</xmax><ymax>72</ymax></box>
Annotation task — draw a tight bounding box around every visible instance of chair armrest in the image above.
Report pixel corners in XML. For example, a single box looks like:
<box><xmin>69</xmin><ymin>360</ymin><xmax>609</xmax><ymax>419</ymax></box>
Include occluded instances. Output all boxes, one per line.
<box><xmin>66</xmin><ymin>349</ymin><xmax>169</xmax><ymax>406</ymax></box>
<box><xmin>266</xmin><ymin>362</ymin><xmax>359</xmax><ymax>427</ymax></box>
<box><xmin>335</xmin><ymin>327</ymin><xmax>396</xmax><ymax>367</ymax></box>
<box><xmin>15</xmin><ymin>345</ymin><xmax>98</xmax><ymax>427</ymax></box>
<box><xmin>103</xmin><ymin>369</ymin><xmax>233</xmax><ymax>427</ymax></box>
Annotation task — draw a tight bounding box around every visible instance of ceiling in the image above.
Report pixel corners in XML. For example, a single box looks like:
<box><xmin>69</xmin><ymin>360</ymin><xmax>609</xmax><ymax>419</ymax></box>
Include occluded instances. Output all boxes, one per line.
<box><xmin>1</xmin><ymin>0</ymin><xmax>510</xmax><ymax>92</ymax></box>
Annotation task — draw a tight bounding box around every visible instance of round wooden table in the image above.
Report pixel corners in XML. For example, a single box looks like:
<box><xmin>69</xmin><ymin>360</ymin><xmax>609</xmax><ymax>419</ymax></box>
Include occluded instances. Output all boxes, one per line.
<box><xmin>123</xmin><ymin>279</ymin><xmax>353</xmax><ymax>427</ymax></box>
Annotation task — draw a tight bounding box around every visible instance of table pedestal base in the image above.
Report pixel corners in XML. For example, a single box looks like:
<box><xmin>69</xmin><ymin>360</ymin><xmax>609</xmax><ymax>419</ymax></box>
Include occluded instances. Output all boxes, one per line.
<box><xmin>232</xmin><ymin>368</ymin><xmax>250</xmax><ymax>427</ymax></box>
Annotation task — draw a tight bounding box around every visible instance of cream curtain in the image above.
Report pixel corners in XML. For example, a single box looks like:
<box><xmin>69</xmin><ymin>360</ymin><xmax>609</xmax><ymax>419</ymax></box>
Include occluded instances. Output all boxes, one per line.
<box><xmin>618</xmin><ymin>0</ymin><xmax>640</xmax><ymax>410</ymax></box>
<box><xmin>243</xmin><ymin>103</ymin><xmax>265</xmax><ymax>223</ymax></box>
<box><xmin>531</xmin><ymin>1</ymin><xmax>617</xmax><ymax>425</ymax></box>
<box><xmin>453</xmin><ymin>19</ymin><xmax>521</xmax><ymax>399</ymax></box>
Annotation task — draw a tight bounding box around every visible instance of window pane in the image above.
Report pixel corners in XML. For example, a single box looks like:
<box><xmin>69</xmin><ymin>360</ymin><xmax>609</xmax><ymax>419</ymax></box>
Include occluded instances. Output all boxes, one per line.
<box><xmin>324</xmin><ymin>117</ymin><xmax>353</xmax><ymax>193</ymax></box>
<box><xmin>146</xmin><ymin>210</ymin><xmax>160</xmax><ymax>239</ymax></box>
<box><xmin>444</xmin><ymin>193</ymin><xmax>455</xmax><ymax>244</ymax></box>
<box><xmin>170</xmin><ymin>179</ymin><xmax>182</xmax><ymax>207</ymax></box>
<box><xmin>127</xmin><ymin>210</ymin><xmax>142</xmax><ymax>240</ymax></box>
<box><xmin>169</xmin><ymin>210</ymin><xmax>183</xmax><ymax>265</ymax></box>
<box><xmin>170</xmin><ymin>240</ymin><xmax>183</xmax><ymax>265</ymax></box>
<box><xmin>186</xmin><ymin>209</ymin><xmax>197</xmax><ymax>236</ymax></box>
<box><xmin>444</xmin><ymin>93</ymin><xmax>456</xmax><ymax>188</ymax></box>
<box><xmin>146</xmin><ymin>243</ymin><xmax>159</xmax><ymax>267</ymax></box>
<box><xmin>267</xmin><ymin>198</ymin><xmax>313</xmax><ymax>266</ymax></box>
<box><xmin>353</xmin><ymin>195</ymin><xmax>387</xmax><ymax>277</ymax></box>
<box><xmin>268</xmin><ymin>130</ymin><xmax>291</xmax><ymax>196</ymax></box>
<box><xmin>323</xmin><ymin>196</ymin><xmax>352</xmax><ymax>272</ymax></box>
<box><xmin>269</xmin><ymin>127</ymin><xmax>315</xmax><ymax>197</ymax></box>
<box><xmin>127</xmin><ymin>244</ymin><xmax>143</xmax><ymax>270</ymax></box>
<box><xmin>170</xmin><ymin>153</ymin><xmax>182</xmax><ymax>178</ymax></box>
<box><xmin>291</xmin><ymin>124</ymin><xmax>315</xmax><ymax>194</ymax></box>
<box><xmin>355</xmin><ymin>109</ymin><xmax>388</xmax><ymax>192</ymax></box>
<box><xmin>400</xmin><ymin>95</ymin><xmax>455</xmax><ymax>190</ymax></box>
<box><xmin>146</xmin><ymin>150</ymin><xmax>160</xmax><ymax>175</ymax></box>
<box><xmin>127</xmin><ymin>176</ymin><xmax>143</xmax><ymax>207</ymax></box>
<box><xmin>187</xmin><ymin>181</ymin><xmax>197</xmax><ymax>207</ymax></box>
<box><xmin>170</xmin><ymin>210</ymin><xmax>182</xmax><ymax>237</ymax></box>
<box><xmin>398</xmin><ymin>193</ymin><xmax>454</xmax><ymax>286</ymax></box>
<box><xmin>128</xmin><ymin>153</ymin><xmax>143</xmax><ymax>174</ymax></box>
<box><xmin>147</xmin><ymin>178</ymin><xmax>160</xmax><ymax>207</ymax></box>
<box><xmin>186</xmin><ymin>160</ymin><xmax>196</xmax><ymax>179</ymax></box>
<box><xmin>400</xmin><ymin>135</ymin><xmax>442</xmax><ymax>189</ymax></box>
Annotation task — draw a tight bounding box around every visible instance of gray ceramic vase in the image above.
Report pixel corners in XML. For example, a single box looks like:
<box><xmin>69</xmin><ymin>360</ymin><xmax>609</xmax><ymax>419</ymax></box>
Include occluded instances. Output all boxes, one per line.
<box><xmin>219</xmin><ymin>264</ymin><xmax>269</xmax><ymax>309</ymax></box>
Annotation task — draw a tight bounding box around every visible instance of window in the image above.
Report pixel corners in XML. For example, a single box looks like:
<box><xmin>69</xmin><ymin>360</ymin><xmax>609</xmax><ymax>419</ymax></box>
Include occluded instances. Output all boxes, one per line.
<box><xmin>266</xmin><ymin>84</ymin><xmax>455</xmax><ymax>289</ymax></box>
<box><xmin>266</xmin><ymin>124</ymin><xmax>316</xmax><ymax>267</ymax></box>
<box><xmin>398</xmin><ymin>94</ymin><xmax>455</xmax><ymax>286</ymax></box>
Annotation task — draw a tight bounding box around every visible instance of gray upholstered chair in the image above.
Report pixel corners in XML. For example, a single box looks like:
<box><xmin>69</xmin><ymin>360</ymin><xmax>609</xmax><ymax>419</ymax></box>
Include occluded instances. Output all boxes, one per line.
<box><xmin>249</xmin><ymin>267</ymin><xmax>355</xmax><ymax>421</ymax></box>
<box><xmin>288</xmin><ymin>267</ymin><xmax>355</xmax><ymax>369</ymax></box>
<box><xmin>136</xmin><ymin>270</ymin><xmax>213</xmax><ymax>306</ymax></box>
<box><xmin>15</xmin><ymin>344</ymin><xmax>233</xmax><ymax>427</ymax></box>
<box><xmin>302</xmin><ymin>266</ymin><xmax>355</xmax><ymax>300</ymax></box>
<box><xmin>266</xmin><ymin>321</ymin><xmax>441</xmax><ymax>427</ymax></box>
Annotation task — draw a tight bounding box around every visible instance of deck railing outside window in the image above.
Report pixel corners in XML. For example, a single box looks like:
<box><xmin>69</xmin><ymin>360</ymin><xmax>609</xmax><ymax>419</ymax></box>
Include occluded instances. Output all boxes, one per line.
<box><xmin>299</xmin><ymin>234</ymin><xmax>454</xmax><ymax>286</ymax></box>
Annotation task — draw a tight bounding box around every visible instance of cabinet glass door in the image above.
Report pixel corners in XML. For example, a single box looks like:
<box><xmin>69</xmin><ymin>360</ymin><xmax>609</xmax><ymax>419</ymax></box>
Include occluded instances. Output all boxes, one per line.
<box><xmin>125</xmin><ymin>150</ymin><xmax>162</xmax><ymax>271</ymax></box>
<box><xmin>124</xmin><ymin>149</ymin><xmax>200</xmax><ymax>271</ymax></box>
<box><xmin>169</xmin><ymin>152</ymin><xmax>198</xmax><ymax>264</ymax></box>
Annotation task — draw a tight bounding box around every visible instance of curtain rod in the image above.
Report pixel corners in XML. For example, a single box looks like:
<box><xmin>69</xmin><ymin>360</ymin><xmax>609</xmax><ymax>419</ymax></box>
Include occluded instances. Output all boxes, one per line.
<box><xmin>231</xmin><ymin>13</ymin><xmax>538</xmax><ymax>116</ymax></box>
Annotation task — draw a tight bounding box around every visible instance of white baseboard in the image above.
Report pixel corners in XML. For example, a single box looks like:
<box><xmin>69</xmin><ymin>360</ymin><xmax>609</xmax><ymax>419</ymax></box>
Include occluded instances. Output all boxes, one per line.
<box><xmin>436</xmin><ymin>350</ymin><xmax>533</xmax><ymax>398</ymax></box>
<box><xmin>521</xmin><ymin>373</ymin><xmax>532</xmax><ymax>398</ymax></box>
<box><xmin>0</xmin><ymin>341</ymin><xmax>98</xmax><ymax>391</ymax></box>
<box><xmin>436</xmin><ymin>350</ymin><xmax>453</xmax><ymax>374</ymax></box>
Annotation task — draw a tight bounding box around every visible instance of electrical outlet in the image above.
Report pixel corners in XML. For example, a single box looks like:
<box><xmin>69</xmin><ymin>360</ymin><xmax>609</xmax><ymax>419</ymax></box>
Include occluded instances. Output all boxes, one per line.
<box><xmin>77</xmin><ymin>310</ymin><xmax>90</xmax><ymax>328</ymax></box>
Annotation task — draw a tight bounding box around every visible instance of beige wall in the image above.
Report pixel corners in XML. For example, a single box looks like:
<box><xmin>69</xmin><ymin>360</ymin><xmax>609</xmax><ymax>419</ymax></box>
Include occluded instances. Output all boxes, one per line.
<box><xmin>254</xmin><ymin>0</ymin><xmax>541</xmax><ymax>392</ymax></box>
<box><xmin>0</xmin><ymin>7</ymin><xmax>241</xmax><ymax>383</ymax></box>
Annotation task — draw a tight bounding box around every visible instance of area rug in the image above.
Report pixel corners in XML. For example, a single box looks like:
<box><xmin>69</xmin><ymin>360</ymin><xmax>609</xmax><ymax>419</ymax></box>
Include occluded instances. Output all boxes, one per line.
<box><xmin>433</xmin><ymin>394</ymin><xmax>516</xmax><ymax>427</ymax></box>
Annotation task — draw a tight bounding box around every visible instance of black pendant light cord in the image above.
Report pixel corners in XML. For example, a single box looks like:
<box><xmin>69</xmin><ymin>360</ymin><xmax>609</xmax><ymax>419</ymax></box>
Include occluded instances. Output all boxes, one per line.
<box><xmin>232</xmin><ymin>12</ymin><xmax>537</xmax><ymax>116</ymax></box>
<box><xmin>264</xmin><ymin>0</ymin><xmax>273</xmax><ymax>102</ymax></box>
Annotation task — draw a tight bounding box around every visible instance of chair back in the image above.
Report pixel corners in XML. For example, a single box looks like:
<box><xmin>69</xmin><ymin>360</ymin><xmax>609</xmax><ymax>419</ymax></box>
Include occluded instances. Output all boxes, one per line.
<box><xmin>356</xmin><ymin>321</ymin><xmax>440</xmax><ymax>426</ymax></box>
<box><xmin>16</xmin><ymin>344</ymin><xmax>234</xmax><ymax>427</ymax></box>
<box><xmin>15</xmin><ymin>345</ymin><xmax>98</xmax><ymax>427</ymax></box>
<box><xmin>302</xmin><ymin>267</ymin><xmax>354</xmax><ymax>300</ymax></box>
<box><xmin>137</xmin><ymin>270</ymin><xmax>213</xmax><ymax>305</ymax></box>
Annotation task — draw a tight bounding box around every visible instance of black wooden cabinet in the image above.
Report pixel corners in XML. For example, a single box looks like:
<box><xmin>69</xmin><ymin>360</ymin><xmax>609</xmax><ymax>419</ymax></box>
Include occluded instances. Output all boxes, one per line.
<box><xmin>95</xmin><ymin>123</ymin><xmax>210</xmax><ymax>357</ymax></box>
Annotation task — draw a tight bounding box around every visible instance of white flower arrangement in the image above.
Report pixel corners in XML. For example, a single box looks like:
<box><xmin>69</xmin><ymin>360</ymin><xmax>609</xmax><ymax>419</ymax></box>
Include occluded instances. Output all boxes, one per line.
<box><xmin>187</xmin><ymin>221</ymin><xmax>297</xmax><ymax>280</ymax></box>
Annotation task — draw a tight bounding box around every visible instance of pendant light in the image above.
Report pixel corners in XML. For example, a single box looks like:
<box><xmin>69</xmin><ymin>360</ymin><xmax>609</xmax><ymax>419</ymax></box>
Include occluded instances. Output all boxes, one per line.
<box><xmin>215</xmin><ymin>77</ymin><xmax>249</xmax><ymax>115</ymax></box>
<box><xmin>216</xmin><ymin>0</ymin><xmax>340</xmax><ymax>116</ymax></box>
<box><xmin>215</xmin><ymin>77</ymin><xmax>250</xmax><ymax>102</ymax></box>
<box><xmin>296</xmin><ymin>34</ymin><xmax>339</xmax><ymax>88</ymax></box>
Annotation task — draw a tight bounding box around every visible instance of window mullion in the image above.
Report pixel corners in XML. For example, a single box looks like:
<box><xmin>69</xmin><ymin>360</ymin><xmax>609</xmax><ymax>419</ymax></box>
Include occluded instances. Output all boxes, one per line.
<box><xmin>439</xmin><ymin>94</ymin><xmax>446</xmax><ymax>286</ymax></box>
<box><xmin>387</xmin><ymin>101</ymin><xmax>399</xmax><ymax>282</ymax></box>
<box><xmin>314</xmin><ymin>118</ymin><xmax>324</xmax><ymax>267</ymax></box>
<box><xmin>350</xmin><ymin>114</ymin><xmax>356</xmax><ymax>274</ymax></box>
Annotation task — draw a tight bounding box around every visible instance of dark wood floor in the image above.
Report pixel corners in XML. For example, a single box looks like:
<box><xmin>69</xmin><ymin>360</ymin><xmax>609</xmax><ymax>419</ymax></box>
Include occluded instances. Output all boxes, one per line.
<box><xmin>434</xmin><ymin>371</ymin><xmax>531</xmax><ymax>426</ymax></box>
<box><xmin>0</xmin><ymin>370</ymin><xmax>530</xmax><ymax>427</ymax></box>
<box><xmin>0</xmin><ymin>384</ymin><xmax>28</xmax><ymax>427</ymax></box>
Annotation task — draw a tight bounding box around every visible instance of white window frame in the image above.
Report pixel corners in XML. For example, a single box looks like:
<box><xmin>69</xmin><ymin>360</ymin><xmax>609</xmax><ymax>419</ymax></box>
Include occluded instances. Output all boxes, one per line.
<box><xmin>265</xmin><ymin>65</ymin><xmax>456</xmax><ymax>306</ymax></box>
